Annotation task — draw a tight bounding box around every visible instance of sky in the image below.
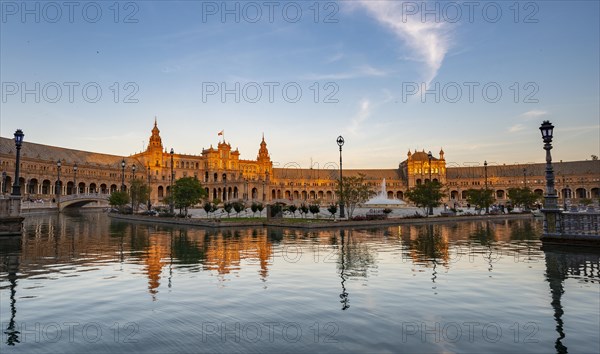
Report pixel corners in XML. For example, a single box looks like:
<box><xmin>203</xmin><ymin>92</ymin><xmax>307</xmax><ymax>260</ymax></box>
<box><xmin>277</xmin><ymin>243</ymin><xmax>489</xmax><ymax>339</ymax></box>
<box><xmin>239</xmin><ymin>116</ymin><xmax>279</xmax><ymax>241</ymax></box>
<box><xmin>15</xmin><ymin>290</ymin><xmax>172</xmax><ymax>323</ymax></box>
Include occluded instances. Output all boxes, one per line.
<box><xmin>1</xmin><ymin>0</ymin><xmax>599</xmax><ymax>169</ymax></box>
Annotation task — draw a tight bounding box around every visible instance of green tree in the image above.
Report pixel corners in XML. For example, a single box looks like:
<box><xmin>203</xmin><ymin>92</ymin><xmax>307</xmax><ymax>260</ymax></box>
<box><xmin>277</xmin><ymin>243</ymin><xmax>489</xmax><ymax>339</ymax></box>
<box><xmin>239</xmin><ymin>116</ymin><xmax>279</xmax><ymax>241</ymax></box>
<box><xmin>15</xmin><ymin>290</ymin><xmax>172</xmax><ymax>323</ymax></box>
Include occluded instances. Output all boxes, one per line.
<box><xmin>251</xmin><ymin>202</ymin><xmax>259</xmax><ymax>217</ymax></box>
<box><xmin>507</xmin><ymin>187</ymin><xmax>540</xmax><ymax>210</ymax></box>
<box><xmin>233</xmin><ymin>201</ymin><xmax>245</xmax><ymax>217</ymax></box>
<box><xmin>223</xmin><ymin>202</ymin><xmax>233</xmax><ymax>217</ymax></box>
<box><xmin>299</xmin><ymin>204</ymin><xmax>309</xmax><ymax>218</ymax></box>
<box><xmin>172</xmin><ymin>177</ymin><xmax>207</xmax><ymax>216</ymax></box>
<box><xmin>130</xmin><ymin>179</ymin><xmax>150</xmax><ymax>212</ymax></box>
<box><xmin>309</xmin><ymin>204</ymin><xmax>320</xmax><ymax>218</ymax></box>
<box><xmin>288</xmin><ymin>204</ymin><xmax>298</xmax><ymax>218</ymax></box>
<box><xmin>405</xmin><ymin>181</ymin><xmax>446</xmax><ymax>216</ymax></box>
<box><xmin>465</xmin><ymin>189</ymin><xmax>495</xmax><ymax>214</ymax></box>
<box><xmin>338</xmin><ymin>173</ymin><xmax>375</xmax><ymax>218</ymax></box>
<box><xmin>327</xmin><ymin>204</ymin><xmax>338</xmax><ymax>219</ymax></box>
<box><xmin>256</xmin><ymin>203</ymin><xmax>264</xmax><ymax>217</ymax></box>
<box><xmin>108</xmin><ymin>191</ymin><xmax>129</xmax><ymax>212</ymax></box>
<box><xmin>203</xmin><ymin>201</ymin><xmax>213</xmax><ymax>218</ymax></box>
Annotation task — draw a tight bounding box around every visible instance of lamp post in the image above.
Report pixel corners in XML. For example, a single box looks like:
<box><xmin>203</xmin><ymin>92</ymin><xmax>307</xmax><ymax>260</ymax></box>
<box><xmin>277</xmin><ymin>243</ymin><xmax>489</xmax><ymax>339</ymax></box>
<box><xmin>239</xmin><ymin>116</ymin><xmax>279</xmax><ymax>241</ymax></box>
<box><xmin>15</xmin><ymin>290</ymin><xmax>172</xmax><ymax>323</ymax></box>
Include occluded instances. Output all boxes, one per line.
<box><xmin>56</xmin><ymin>160</ymin><xmax>61</xmax><ymax>210</ymax></box>
<box><xmin>170</xmin><ymin>148</ymin><xmax>174</xmax><ymax>214</ymax></box>
<box><xmin>484</xmin><ymin>160</ymin><xmax>489</xmax><ymax>214</ymax></box>
<box><xmin>11</xmin><ymin>129</ymin><xmax>24</xmax><ymax>197</ymax></box>
<box><xmin>2</xmin><ymin>171</ymin><xmax>6</xmax><ymax>194</ymax></box>
<box><xmin>73</xmin><ymin>164</ymin><xmax>78</xmax><ymax>195</ymax></box>
<box><xmin>427</xmin><ymin>150</ymin><xmax>433</xmax><ymax>216</ymax></box>
<box><xmin>131</xmin><ymin>164</ymin><xmax>136</xmax><ymax>212</ymax></box>
<box><xmin>523</xmin><ymin>168</ymin><xmax>527</xmax><ymax>187</ymax></box>
<box><xmin>539</xmin><ymin>120</ymin><xmax>560</xmax><ymax>234</ymax></box>
<box><xmin>337</xmin><ymin>136</ymin><xmax>345</xmax><ymax>218</ymax></box>
<box><xmin>147</xmin><ymin>165</ymin><xmax>152</xmax><ymax>211</ymax></box>
<box><xmin>120</xmin><ymin>159</ymin><xmax>126</xmax><ymax>192</ymax></box>
<box><xmin>245</xmin><ymin>178</ymin><xmax>248</xmax><ymax>201</ymax></box>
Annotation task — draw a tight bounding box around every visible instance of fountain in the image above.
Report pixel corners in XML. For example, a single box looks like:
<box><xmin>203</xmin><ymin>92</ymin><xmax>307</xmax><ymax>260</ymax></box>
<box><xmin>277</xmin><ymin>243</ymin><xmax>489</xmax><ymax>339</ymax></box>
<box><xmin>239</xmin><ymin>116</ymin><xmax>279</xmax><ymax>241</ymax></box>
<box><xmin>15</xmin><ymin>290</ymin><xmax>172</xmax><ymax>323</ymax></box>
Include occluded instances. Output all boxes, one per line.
<box><xmin>364</xmin><ymin>178</ymin><xmax>407</xmax><ymax>207</ymax></box>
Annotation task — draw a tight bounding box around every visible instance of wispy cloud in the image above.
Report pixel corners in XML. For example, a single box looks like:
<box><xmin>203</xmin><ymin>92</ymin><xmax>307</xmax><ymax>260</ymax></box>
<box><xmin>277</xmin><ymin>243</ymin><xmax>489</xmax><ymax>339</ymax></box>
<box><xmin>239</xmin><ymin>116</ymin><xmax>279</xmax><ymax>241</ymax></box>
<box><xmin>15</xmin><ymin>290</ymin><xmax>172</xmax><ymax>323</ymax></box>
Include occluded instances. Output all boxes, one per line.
<box><xmin>351</xmin><ymin>1</ymin><xmax>452</xmax><ymax>84</ymax></box>
<box><xmin>520</xmin><ymin>110</ymin><xmax>548</xmax><ymax>119</ymax></box>
<box><xmin>509</xmin><ymin>124</ymin><xmax>526</xmax><ymax>133</ymax></box>
<box><xmin>303</xmin><ymin>64</ymin><xmax>389</xmax><ymax>81</ymax></box>
<box><xmin>346</xmin><ymin>99</ymin><xmax>372</xmax><ymax>135</ymax></box>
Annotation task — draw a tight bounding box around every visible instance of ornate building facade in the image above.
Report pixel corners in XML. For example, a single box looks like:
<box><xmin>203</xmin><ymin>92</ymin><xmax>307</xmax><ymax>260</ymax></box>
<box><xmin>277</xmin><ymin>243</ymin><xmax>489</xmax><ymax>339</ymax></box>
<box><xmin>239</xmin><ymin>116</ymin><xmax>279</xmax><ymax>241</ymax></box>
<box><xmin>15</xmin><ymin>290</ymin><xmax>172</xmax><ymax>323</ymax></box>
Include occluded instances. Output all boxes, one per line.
<box><xmin>1</xmin><ymin>121</ymin><xmax>599</xmax><ymax>207</ymax></box>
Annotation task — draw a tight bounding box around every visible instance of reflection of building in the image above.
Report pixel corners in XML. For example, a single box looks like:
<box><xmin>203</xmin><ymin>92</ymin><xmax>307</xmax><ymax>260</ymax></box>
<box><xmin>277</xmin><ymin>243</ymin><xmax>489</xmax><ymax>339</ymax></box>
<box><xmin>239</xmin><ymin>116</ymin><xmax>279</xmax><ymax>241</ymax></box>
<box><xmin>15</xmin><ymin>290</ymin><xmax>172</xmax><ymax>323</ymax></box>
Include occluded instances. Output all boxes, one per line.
<box><xmin>2</xmin><ymin>121</ymin><xmax>598</xmax><ymax>205</ymax></box>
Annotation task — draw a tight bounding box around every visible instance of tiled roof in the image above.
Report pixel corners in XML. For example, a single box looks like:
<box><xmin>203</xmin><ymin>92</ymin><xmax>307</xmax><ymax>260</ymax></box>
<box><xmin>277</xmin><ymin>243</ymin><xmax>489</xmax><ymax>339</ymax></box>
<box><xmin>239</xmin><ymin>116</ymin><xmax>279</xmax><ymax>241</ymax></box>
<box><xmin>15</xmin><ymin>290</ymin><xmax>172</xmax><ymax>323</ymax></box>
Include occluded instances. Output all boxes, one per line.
<box><xmin>0</xmin><ymin>137</ymin><xmax>141</xmax><ymax>169</ymax></box>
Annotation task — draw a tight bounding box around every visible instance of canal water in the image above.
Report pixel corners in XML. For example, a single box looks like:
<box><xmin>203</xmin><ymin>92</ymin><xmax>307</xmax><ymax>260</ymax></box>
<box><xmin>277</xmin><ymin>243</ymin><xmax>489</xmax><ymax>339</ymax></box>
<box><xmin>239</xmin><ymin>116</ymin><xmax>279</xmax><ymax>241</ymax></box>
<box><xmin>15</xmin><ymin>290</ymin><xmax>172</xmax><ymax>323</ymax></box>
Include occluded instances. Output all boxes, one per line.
<box><xmin>1</xmin><ymin>212</ymin><xmax>599</xmax><ymax>353</ymax></box>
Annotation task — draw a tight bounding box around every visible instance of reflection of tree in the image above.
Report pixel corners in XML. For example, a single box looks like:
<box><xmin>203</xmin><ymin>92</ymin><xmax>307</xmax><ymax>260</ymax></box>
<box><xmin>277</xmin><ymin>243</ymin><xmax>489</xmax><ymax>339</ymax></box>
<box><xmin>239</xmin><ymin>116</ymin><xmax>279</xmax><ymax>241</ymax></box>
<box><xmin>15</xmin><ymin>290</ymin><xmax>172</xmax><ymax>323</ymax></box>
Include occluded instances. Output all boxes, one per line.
<box><xmin>408</xmin><ymin>225</ymin><xmax>449</xmax><ymax>266</ymax></box>
<box><xmin>509</xmin><ymin>220</ymin><xmax>539</xmax><ymax>241</ymax></box>
<box><xmin>172</xmin><ymin>230</ymin><xmax>205</xmax><ymax>265</ymax></box>
<box><xmin>469</xmin><ymin>222</ymin><xmax>497</xmax><ymax>273</ymax></box>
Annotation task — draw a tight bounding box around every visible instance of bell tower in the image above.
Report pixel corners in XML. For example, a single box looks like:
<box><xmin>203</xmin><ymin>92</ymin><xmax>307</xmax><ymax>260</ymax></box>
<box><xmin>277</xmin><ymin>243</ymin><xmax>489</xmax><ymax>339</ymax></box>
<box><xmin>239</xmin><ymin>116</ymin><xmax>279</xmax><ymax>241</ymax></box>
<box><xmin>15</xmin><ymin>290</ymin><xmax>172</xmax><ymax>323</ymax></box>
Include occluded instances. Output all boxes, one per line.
<box><xmin>147</xmin><ymin>118</ymin><xmax>164</xmax><ymax>167</ymax></box>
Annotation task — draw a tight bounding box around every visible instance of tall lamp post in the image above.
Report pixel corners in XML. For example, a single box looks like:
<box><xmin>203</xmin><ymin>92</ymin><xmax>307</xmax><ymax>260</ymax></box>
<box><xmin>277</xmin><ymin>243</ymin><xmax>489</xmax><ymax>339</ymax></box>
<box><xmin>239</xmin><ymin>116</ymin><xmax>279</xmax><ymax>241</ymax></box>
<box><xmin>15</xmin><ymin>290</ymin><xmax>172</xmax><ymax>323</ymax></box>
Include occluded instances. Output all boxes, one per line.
<box><xmin>523</xmin><ymin>168</ymin><xmax>527</xmax><ymax>187</ymax></box>
<box><xmin>73</xmin><ymin>164</ymin><xmax>78</xmax><ymax>194</ymax></box>
<box><xmin>131</xmin><ymin>164</ymin><xmax>136</xmax><ymax>212</ymax></box>
<box><xmin>170</xmin><ymin>148</ymin><xmax>174</xmax><ymax>214</ymax></box>
<box><xmin>120</xmin><ymin>159</ymin><xmax>126</xmax><ymax>192</ymax></box>
<box><xmin>11</xmin><ymin>129</ymin><xmax>24</xmax><ymax>197</ymax></box>
<box><xmin>337</xmin><ymin>136</ymin><xmax>345</xmax><ymax>218</ymax></box>
<box><xmin>427</xmin><ymin>150</ymin><xmax>433</xmax><ymax>215</ymax></box>
<box><xmin>540</xmin><ymin>120</ymin><xmax>560</xmax><ymax>234</ymax></box>
<box><xmin>147</xmin><ymin>165</ymin><xmax>152</xmax><ymax>210</ymax></box>
<box><xmin>56</xmin><ymin>160</ymin><xmax>62</xmax><ymax>210</ymax></box>
<box><xmin>484</xmin><ymin>160</ymin><xmax>489</xmax><ymax>214</ymax></box>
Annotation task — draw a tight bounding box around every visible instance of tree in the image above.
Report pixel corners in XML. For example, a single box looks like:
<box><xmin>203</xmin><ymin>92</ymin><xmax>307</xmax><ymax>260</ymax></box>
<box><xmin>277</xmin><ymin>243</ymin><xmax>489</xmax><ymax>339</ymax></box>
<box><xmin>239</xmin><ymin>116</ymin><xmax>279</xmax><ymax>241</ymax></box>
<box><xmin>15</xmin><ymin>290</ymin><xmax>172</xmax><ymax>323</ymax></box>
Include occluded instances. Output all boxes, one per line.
<box><xmin>327</xmin><ymin>204</ymin><xmax>338</xmax><ymax>219</ymax></box>
<box><xmin>108</xmin><ymin>191</ymin><xmax>129</xmax><ymax>212</ymax></box>
<box><xmin>288</xmin><ymin>205</ymin><xmax>298</xmax><ymax>218</ymax></box>
<box><xmin>338</xmin><ymin>174</ymin><xmax>375</xmax><ymax>218</ymax></box>
<box><xmin>233</xmin><ymin>201</ymin><xmax>245</xmax><ymax>217</ymax></box>
<box><xmin>256</xmin><ymin>203</ymin><xmax>264</xmax><ymax>217</ymax></box>
<box><xmin>465</xmin><ymin>189</ymin><xmax>495</xmax><ymax>214</ymax></box>
<box><xmin>251</xmin><ymin>202</ymin><xmax>259</xmax><ymax>217</ymax></box>
<box><xmin>203</xmin><ymin>201</ymin><xmax>212</xmax><ymax>218</ymax></box>
<box><xmin>223</xmin><ymin>202</ymin><xmax>233</xmax><ymax>217</ymax></box>
<box><xmin>507</xmin><ymin>187</ymin><xmax>540</xmax><ymax>210</ymax></box>
<box><xmin>405</xmin><ymin>181</ymin><xmax>446</xmax><ymax>216</ymax></box>
<box><xmin>299</xmin><ymin>204</ymin><xmax>309</xmax><ymax>218</ymax></box>
<box><xmin>172</xmin><ymin>177</ymin><xmax>207</xmax><ymax>216</ymax></box>
<box><xmin>130</xmin><ymin>179</ymin><xmax>150</xmax><ymax>212</ymax></box>
<box><xmin>309</xmin><ymin>204</ymin><xmax>320</xmax><ymax>218</ymax></box>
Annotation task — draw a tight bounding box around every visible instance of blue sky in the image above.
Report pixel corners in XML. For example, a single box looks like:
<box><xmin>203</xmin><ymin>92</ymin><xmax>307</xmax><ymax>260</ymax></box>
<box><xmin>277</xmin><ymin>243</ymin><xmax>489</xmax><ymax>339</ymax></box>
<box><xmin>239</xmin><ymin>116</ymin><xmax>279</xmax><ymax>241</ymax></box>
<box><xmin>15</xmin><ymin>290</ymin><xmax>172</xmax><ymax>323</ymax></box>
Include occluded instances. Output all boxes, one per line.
<box><xmin>1</xmin><ymin>0</ymin><xmax>598</xmax><ymax>169</ymax></box>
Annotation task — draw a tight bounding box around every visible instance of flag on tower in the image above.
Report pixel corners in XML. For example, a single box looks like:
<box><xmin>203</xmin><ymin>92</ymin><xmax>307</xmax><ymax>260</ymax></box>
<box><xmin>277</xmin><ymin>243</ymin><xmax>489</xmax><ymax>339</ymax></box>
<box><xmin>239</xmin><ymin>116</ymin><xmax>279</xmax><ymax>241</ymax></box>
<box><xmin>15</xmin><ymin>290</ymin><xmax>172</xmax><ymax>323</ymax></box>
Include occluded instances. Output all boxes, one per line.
<box><xmin>218</xmin><ymin>130</ymin><xmax>224</xmax><ymax>136</ymax></box>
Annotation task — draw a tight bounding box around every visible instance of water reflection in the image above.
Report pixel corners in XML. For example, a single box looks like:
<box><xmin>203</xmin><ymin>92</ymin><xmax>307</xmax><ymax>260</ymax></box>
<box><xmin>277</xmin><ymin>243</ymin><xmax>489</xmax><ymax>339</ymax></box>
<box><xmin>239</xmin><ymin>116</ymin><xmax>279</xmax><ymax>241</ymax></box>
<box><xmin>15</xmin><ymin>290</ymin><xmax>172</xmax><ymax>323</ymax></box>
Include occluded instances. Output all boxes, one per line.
<box><xmin>1</xmin><ymin>213</ymin><xmax>599</xmax><ymax>353</ymax></box>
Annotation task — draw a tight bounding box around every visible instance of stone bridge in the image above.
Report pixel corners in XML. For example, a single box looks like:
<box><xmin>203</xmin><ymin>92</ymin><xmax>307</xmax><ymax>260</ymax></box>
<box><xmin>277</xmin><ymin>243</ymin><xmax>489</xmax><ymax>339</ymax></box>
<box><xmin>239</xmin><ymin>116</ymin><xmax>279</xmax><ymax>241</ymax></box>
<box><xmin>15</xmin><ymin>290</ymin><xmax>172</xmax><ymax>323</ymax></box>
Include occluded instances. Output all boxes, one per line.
<box><xmin>58</xmin><ymin>193</ymin><xmax>109</xmax><ymax>211</ymax></box>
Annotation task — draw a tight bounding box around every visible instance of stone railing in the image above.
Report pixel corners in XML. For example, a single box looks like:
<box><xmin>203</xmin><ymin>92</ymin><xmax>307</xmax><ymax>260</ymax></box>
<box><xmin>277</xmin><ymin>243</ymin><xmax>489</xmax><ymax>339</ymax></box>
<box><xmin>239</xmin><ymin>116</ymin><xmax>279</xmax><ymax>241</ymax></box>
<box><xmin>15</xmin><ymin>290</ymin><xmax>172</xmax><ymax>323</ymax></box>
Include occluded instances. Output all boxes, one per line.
<box><xmin>562</xmin><ymin>209</ymin><xmax>600</xmax><ymax>236</ymax></box>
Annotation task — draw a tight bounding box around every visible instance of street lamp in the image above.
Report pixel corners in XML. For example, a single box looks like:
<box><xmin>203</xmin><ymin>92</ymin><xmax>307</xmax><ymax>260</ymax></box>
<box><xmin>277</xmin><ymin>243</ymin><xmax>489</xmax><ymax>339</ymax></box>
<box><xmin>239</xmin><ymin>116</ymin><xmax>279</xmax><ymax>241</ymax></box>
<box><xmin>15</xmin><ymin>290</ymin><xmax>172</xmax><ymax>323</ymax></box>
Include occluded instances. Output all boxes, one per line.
<box><xmin>121</xmin><ymin>159</ymin><xmax>126</xmax><ymax>192</ymax></box>
<box><xmin>523</xmin><ymin>168</ymin><xmax>527</xmax><ymax>187</ymax></box>
<box><xmin>131</xmin><ymin>164</ymin><xmax>136</xmax><ymax>212</ymax></box>
<box><xmin>337</xmin><ymin>135</ymin><xmax>345</xmax><ymax>218</ymax></box>
<box><xmin>2</xmin><ymin>171</ymin><xmax>6</xmax><ymax>194</ymax></box>
<box><xmin>539</xmin><ymin>120</ymin><xmax>560</xmax><ymax>234</ymax></box>
<box><xmin>147</xmin><ymin>164</ymin><xmax>152</xmax><ymax>211</ymax></box>
<box><xmin>11</xmin><ymin>129</ymin><xmax>24</xmax><ymax>197</ymax></box>
<box><xmin>484</xmin><ymin>160</ymin><xmax>489</xmax><ymax>214</ymax></box>
<box><xmin>73</xmin><ymin>164</ymin><xmax>78</xmax><ymax>195</ymax></box>
<box><xmin>427</xmin><ymin>150</ymin><xmax>433</xmax><ymax>215</ymax></box>
<box><xmin>56</xmin><ymin>160</ymin><xmax>62</xmax><ymax>210</ymax></box>
<box><xmin>170</xmin><ymin>148</ymin><xmax>174</xmax><ymax>214</ymax></box>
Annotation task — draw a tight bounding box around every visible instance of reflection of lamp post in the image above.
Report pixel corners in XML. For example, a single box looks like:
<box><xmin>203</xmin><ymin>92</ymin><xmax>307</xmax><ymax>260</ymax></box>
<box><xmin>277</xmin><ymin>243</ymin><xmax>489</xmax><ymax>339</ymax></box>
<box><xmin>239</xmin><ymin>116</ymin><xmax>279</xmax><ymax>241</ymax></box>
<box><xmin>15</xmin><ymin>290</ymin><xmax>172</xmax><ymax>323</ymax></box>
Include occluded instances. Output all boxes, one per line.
<box><xmin>427</xmin><ymin>150</ymin><xmax>433</xmax><ymax>216</ymax></box>
<box><xmin>484</xmin><ymin>160</ymin><xmax>489</xmax><ymax>214</ymax></box>
<box><xmin>73</xmin><ymin>164</ymin><xmax>78</xmax><ymax>194</ymax></box>
<box><xmin>56</xmin><ymin>160</ymin><xmax>62</xmax><ymax>210</ymax></box>
<box><xmin>170</xmin><ymin>148</ymin><xmax>174</xmax><ymax>214</ymax></box>
<box><xmin>337</xmin><ymin>136</ymin><xmax>345</xmax><ymax>218</ymax></box>
<box><xmin>11</xmin><ymin>129</ymin><xmax>24</xmax><ymax>197</ymax></box>
<box><xmin>120</xmin><ymin>159</ymin><xmax>126</xmax><ymax>192</ymax></box>
<box><xmin>540</xmin><ymin>120</ymin><xmax>560</xmax><ymax>234</ymax></box>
